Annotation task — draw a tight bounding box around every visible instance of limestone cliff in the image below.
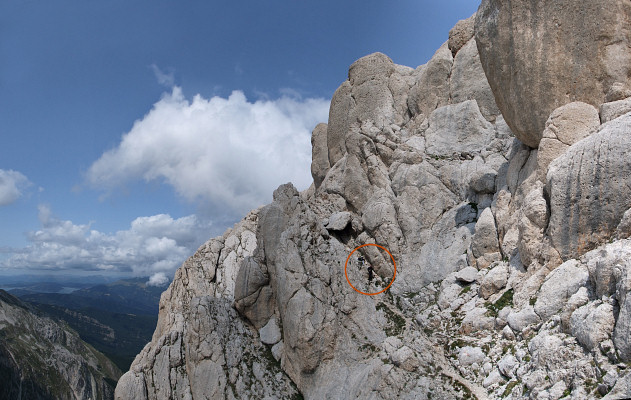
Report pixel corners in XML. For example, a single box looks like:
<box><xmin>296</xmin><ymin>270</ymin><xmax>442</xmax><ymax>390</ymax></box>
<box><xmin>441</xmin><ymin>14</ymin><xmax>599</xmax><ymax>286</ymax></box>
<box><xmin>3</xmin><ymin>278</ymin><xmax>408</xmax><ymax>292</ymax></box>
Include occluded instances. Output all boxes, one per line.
<box><xmin>0</xmin><ymin>290</ymin><xmax>121</xmax><ymax>399</ymax></box>
<box><xmin>117</xmin><ymin>2</ymin><xmax>631</xmax><ymax>399</ymax></box>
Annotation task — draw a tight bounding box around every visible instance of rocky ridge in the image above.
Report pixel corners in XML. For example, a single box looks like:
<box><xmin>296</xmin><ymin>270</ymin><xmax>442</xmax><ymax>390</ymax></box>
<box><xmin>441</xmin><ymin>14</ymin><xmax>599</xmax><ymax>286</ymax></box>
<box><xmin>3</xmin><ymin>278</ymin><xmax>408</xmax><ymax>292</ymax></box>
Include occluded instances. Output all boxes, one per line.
<box><xmin>0</xmin><ymin>290</ymin><xmax>120</xmax><ymax>400</ymax></box>
<box><xmin>117</xmin><ymin>1</ymin><xmax>631</xmax><ymax>399</ymax></box>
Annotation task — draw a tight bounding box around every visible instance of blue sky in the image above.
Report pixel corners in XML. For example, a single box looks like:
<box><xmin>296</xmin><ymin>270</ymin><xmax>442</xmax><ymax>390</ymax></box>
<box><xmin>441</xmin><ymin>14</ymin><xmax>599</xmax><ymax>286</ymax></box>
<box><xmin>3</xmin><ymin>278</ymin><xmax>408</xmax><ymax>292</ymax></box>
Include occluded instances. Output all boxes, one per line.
<box><xmin>0</xmin><ymin>1</ymin><xmax>480</xmax><ymax>284</ymax></box>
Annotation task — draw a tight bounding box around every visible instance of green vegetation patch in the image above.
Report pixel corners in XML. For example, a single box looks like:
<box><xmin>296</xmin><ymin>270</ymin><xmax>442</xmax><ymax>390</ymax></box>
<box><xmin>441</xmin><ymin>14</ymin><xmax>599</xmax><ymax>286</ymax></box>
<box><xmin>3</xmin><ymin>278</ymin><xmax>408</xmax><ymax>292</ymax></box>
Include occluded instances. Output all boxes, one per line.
<box><xmin>376</xmin><ymin>302</ymin><xmax>406</xmax><ymax>337</ymax></box>
<box><xmin>360</xmin><ymin>343</ymin><xmax>378</xmax><ymax>353</ymax></box>
<box><xmin>485</xmin><ymin>289</ymin><xmax>514</xmax><ymax>318</ymax></box>
<box><xmin>502</xmin><ymin>380</ymin><xmax>520</xmax><ymax>398</ymax></box>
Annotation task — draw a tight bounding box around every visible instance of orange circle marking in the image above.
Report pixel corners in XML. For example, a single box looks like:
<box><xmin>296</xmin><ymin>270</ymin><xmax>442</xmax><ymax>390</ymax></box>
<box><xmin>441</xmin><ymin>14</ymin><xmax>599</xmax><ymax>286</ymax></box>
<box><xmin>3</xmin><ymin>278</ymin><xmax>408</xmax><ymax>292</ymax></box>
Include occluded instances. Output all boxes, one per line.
<box><xmin>344</xmin><ymin>244</ymin><xmax>396</xmax><ymax>296</ymax></box>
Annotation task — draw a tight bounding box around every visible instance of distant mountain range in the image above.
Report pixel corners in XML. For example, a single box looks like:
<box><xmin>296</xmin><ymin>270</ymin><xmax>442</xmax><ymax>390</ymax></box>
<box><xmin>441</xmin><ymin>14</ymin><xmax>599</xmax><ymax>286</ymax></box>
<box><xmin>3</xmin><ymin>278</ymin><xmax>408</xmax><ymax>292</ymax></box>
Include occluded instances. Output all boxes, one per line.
<box><xmin>14</xmin><ymin>277</ymin><xmax>163</xmax><ymax>315</ymax></box>
<box><xmin>8</xmin><ymin>277</ymin><xmax>164</xmax><ymax>372</ymax></box>
<box><xmin>0</xmin><ymin>290</ymin><xmax>121</xmax><ymax>399</ymax></box>
<box><xmin>0</xmin><ymin>273</ymin><xmax>125</xmax><ymax>286</ymax></box>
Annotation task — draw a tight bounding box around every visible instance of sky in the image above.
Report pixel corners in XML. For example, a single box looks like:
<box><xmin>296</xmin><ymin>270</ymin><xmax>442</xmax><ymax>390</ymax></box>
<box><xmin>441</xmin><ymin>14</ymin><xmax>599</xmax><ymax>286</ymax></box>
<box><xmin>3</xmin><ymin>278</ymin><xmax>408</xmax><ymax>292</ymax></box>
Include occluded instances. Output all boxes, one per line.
<box><xmin>0</xmin><ymin>0</ymin><xmax>480</xmax><ymax>285</ymax></box>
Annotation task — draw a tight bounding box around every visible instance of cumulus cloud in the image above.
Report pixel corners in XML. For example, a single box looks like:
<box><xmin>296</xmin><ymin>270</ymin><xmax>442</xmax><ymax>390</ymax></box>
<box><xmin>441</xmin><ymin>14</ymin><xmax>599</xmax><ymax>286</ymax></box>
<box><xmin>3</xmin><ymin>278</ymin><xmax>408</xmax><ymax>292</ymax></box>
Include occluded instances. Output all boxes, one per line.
<box><xmin>147</xmin><ymin>272</ymin><xmax>169</xmax><ymax>287</ymax></box>
<box><xmin>0</xmin><ymin>169</ymin><xmax>31</xmax><ymax>206</ymax></box>
<box><xmin>86</xmin><ymin>88</ymin><xmax>329</xmax><ymax>218</ymax></box>
<box><xmin>2</xmin><ymin>206</ymin><xmax>211</xmax><ymax>277</ymax></box>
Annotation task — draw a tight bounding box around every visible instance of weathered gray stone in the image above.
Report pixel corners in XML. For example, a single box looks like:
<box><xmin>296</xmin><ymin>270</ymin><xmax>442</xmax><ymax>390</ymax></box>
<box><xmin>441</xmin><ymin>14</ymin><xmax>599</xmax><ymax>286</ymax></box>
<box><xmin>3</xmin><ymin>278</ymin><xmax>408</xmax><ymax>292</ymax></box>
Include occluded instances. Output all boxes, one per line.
<box><xmin>479</xmin><ymin>262</ymin><xmax>508</xmax><ymax>299</ymax></box>
<box><xmin>498</xmin><ymin>354</ymin><xmax>518</xmax><ymax>379</ymax></box>
<box><xmin>476</xmin><ymin>0</ymin><xmax>631</xmax><ymax>147</ymax></box>
<box><xmin>348</xmin><ymin>54</ymin><xmax>396</xmax><ymax>128</ymax></box>
<box><xmin>537</xmin><ymin>138</ymin><xmax>568</xmax><ymax>182</ymax></box>
<box><xmin>327</xmin><ymin>81</ymin><xmax>352</xmax><ymax>167</ymax></box>
<box><xmin>391</xmin><ymin>346</ymin><xmax>419</xmax><ymax>372</ymax></box>
<box><xmin>537</xmin><ymin>102</ymin><xmax>600</xmax><ymax>180</ymax></box>
<box><xmin>534</xmin><ymin>260</ymin><xmax>589</xmax><ymax>320</ymax></box>
<box><xmin>425</xmin><ymin>100</ymin><xmax>495</xmax><ymax>157</ymax></box>
<box><xmin>483</xmin><ymin>369</ymin><xmax>505</xmax><ymax>388</ymax></box>
<box><xmin>460</xmin><ymin>307</ymin><xmax>495</xmax><ymax>334</ymax></box>
<box><xmin>614</xmin><ymin>261</ymin><xmax>631</xmax><ymax>362</ymax></box>
<box><xmin>469</xmin><ymin>166</ymin><xmax>497</xmax><ymax>194</ymax></box>
<box><xmin>413</xmin><ymin>207</ymin><xmax>474</xmax><ymax>287</ymax></box>
<box><xmin>559</xmin><ymin>286</ymin><xmax>590</xmax><ymax>331</ymax></box>
<box><xmin>517</xmin><ymin>183</ymin><xmax>549</xmax><ymax>267</ymax></box>
<box><xmin>450</xmin><ymin>39</ymin><xmax>500</xmax><ymax>120</ymax></box>
<box><xmin>259</xmin><ymin>317</ymin><xmax>282</xmax><ymax>345</ymax></box>
<box><xmin>547</xmin><ymin>113</ymin><xmax>631</xmax><ymax>260</ymax></box>
<box><xmin>448</xmin><ymin>14</ymin><xmax>476</xmax><ymax>56</ymax></box>
<box><xmin>570</xmin><ymin>302</ymin><xmax>614</xmax><ymax>351</ymax></box>
<box><xmin>472</xmin><ymin>208</ymin><xmax>500</xmax><ymax>259</ymax></box>
<box><xmin>234</xmin><ymin>256</ymin><xmax>274</xmax><ymax>329</ymax></box>
<box><xmin>541</xmin><ymin>102</ymin><xmax>600</xmax><ymax>146</ymax></box>
<box><xmin>616</xmin><ymin>209</ymin><xmax>631</xmax><ymax>239</ymax></box>
<box><xmin>325</xmin><ymin>211</ymin><xmax>352</xmax><ymax>231</ymax></box>
<box><xmin>408</xmin><ymin>42</ymin><xmax>453</xmax><ymax>118</ymax></box>
<box><xmin>600</xmin><ymin>97</ymin><xmax>631</xmax><ymax>123</ymax></box>
<box><xmin>438</xmin><ymin>281</ymin><xmax>464</xmax><ymax>311</ymax></box>
<box><xmin>507</xmin><ymin>306</ymin><xmax>540</xmax><ymax>333</ymax></box>
<box><xmin>502</xmin><ymin>325</ymin><xmax>516</xmax><ymax>340</ymax></box>
<box><xmin>311</xmin><ymin>123</ymin><xmax>330</xmax><ymax>188</ymax></box>
<box><xmin>603</xmin><ymin>371</ymin><xmax>631</xmax><ymax>399</ymax></box>
<box><xmin>458</xmin><ymin>346</ymin><xmax>485</xmax><ymax>366</ymax></box>
<box><xmin>271</xmin><ymin>341</ymin><xmax>284</xmax><ymax>362</ymax></box>
<box><xmin>455</xmin><ymin>266</ymin><xmax>479</xmax><ymax>283</ymax></box>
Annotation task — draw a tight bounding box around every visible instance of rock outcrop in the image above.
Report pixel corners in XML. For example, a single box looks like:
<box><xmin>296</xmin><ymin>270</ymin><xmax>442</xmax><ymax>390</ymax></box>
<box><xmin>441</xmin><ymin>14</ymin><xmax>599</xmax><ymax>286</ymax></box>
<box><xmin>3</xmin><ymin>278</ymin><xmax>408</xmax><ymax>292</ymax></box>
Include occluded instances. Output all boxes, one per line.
<box><xmin>0</xmin><ymin>290</ymin><xmax>120</xmax><ymax>400</ymax></box>
<box><xmin>117</xmin><ymin>3</ymin><xmax>631</xmax><ymax>399</ymax></box>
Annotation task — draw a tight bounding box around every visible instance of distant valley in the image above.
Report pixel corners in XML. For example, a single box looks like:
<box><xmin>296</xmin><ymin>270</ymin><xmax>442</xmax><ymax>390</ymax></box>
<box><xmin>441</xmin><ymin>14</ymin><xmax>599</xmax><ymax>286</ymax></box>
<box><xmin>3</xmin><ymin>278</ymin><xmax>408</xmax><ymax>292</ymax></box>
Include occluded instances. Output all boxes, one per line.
<box><xmin>7</xmin><ymin>277</ymin><xmax>163</xmax><ymax>372</ymax></box>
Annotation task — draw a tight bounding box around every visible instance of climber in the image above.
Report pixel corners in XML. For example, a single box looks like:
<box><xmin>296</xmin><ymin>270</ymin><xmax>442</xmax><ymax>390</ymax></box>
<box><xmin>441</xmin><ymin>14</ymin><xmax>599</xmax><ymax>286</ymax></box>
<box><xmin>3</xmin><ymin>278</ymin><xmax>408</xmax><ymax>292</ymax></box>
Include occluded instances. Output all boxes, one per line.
<box><xmin>357</xmin><ymin>255</ymin><xmax>365</xmax><ymax>269</ymax></box>
<box><xmin>367</xmin><ymin>264</ymin><xmax>374</xmax><ymax>284</ymax></box>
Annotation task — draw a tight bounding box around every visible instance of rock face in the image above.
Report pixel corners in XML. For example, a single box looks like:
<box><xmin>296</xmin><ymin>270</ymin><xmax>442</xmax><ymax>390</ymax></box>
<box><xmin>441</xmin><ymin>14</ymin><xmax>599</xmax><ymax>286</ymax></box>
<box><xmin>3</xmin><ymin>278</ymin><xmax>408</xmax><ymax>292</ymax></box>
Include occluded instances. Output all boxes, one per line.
<box><xmin>0</xmin><ymin>290</ymin><xmax>120</xmax><ymax>400</ymax></box>
<box><xmin>118</xmin><ymin>5</ymin><xmax>631</xmax><ymax>400</ymax></box>
<box><xmin>547</xmin><ymin>113</ymin><xmax>631</xmax><ymax>260</ymax></box>
<box><xmin>476</xmin><ymin>0</ymin><xmax>631</xmax><ymax>147</ymax></box>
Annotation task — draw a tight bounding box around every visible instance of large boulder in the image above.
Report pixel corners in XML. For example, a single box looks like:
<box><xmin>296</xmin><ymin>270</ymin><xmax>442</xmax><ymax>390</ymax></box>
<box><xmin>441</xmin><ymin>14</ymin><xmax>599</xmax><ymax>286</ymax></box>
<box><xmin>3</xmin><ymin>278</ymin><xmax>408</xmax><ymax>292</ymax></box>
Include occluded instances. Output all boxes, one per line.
<box><xmin>475</xmin><ymin>0</ymin><xmax>631</xmax><ymax>148</ymax></box>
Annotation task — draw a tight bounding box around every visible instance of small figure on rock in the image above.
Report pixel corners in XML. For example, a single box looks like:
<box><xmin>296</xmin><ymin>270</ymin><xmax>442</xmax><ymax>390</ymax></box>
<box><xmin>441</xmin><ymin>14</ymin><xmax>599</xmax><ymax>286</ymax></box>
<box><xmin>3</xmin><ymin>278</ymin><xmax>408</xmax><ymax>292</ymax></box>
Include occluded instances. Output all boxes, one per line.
<box><xmin>357</xmin><ymin>256</ymin><xmax>365</xmax><ymax>269</ymax></box>
<box><xmin>367</xmin><ymin>265</ymin><xmax>374</xmax><ymax>284</ymax></box>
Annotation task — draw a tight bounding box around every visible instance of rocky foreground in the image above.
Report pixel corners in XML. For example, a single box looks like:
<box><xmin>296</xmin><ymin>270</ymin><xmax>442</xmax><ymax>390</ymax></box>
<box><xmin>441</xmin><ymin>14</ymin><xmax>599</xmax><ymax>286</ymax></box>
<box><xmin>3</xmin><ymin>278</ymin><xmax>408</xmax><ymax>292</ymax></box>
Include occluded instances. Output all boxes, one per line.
<box><xmin>116</xmin><ymin>1</ymin><xmax>631</xmax><ymax>399</ymax></box>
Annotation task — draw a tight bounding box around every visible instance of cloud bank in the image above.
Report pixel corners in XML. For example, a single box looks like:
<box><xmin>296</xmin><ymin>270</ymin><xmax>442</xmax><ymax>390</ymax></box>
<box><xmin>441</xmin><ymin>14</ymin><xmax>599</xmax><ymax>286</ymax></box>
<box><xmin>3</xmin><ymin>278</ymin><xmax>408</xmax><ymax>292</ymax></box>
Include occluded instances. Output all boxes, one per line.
<box><xmin>86</xmin><ymin>88</ymin><xmax>330</xmax><ymax>218</ymax></box>
<box><xmin>2</xmin><ymin>205</ymin><xmax>210</xmax><ymax>280</ymax></box>
<box><xmin>0</xmin><ymin>169</ymin><xmax>31</xmax><ymax>206</ymax></box>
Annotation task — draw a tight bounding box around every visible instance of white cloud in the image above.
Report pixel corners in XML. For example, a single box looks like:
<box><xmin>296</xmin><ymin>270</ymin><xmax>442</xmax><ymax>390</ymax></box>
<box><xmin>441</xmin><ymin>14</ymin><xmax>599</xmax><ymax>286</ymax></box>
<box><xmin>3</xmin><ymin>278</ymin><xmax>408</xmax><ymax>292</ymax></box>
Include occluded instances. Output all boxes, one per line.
<box><xmin>147</xmin><ymin>272</ymin><xmax>169</xmax><ymax>287</ymax></box>
<box><xmin>0</xmin><ymin>169</ymin><xmax>31</xmax><ymax>206</ymax></box>
<box><xmin>86</xmin><ymin>88</ymin><xmax>330</xmax><ymax>218</ymax></box>
<box><xmin>150</xmin><ymin>64</ymin><xmax>175</xmax><ymax>87</ymax></box>
<box><xmin>2</xmin><ymin>206</ymin><xmax>211</xmax><ymax>277</ymax></box>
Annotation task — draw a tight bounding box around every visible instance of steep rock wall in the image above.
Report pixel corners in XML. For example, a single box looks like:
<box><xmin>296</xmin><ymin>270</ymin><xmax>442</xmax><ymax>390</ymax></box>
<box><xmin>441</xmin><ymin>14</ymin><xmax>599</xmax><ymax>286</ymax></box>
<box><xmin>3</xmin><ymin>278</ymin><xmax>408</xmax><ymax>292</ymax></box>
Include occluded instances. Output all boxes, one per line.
<box><xmin>118</xmin><ymin>5</ymin><xmax>631</xmax><ymax>399</ymax></box>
